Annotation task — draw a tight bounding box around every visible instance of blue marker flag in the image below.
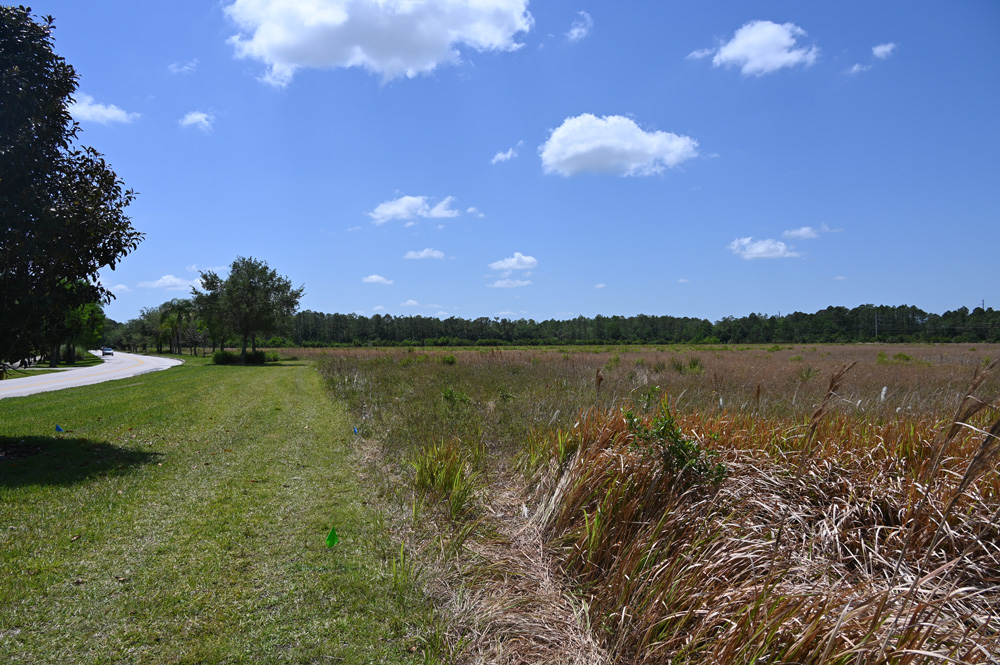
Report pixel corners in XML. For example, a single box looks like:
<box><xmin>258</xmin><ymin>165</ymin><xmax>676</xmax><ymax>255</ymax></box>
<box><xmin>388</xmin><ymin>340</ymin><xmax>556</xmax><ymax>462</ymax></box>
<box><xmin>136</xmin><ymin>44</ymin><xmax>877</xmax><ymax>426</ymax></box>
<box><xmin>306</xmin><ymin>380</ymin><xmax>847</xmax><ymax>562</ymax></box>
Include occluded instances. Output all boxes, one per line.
<box><xmin>326</xmin><ymin>526</ymin><xmax>339</xmax><ymax>548</ymax></box>
<box><xmin>55</xmin><ymin>425</ymin><xmax>64</xmax><ymax>432</ymax></box>
<box><xmin>353</xmin><ymin>427</ymin><xmax>358</xmax><ymax>435</ymax></box>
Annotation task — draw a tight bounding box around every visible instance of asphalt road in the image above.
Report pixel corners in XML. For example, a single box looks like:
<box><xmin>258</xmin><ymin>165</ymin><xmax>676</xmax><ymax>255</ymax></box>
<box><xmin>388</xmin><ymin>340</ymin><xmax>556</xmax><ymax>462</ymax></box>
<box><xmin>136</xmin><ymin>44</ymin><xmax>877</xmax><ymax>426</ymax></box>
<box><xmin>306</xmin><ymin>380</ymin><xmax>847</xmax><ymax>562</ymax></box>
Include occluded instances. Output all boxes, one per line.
<box><xmin>0</xmin><ymin>352</ymin><xmax>182</xmax><ymax>399</ymax></box>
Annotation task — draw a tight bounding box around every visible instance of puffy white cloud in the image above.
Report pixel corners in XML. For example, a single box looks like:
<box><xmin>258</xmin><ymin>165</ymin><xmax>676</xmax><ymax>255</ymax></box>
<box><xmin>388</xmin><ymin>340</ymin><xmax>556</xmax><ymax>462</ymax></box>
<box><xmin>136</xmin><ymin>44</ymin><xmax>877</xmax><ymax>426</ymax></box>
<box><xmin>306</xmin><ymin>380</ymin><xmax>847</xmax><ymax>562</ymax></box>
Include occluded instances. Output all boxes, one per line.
<box><xmin>428</xmin><ymin>196</ymin><xmax>459</xmax><ymax>218</ymax></box>
<box><xmin>873</xmin><ymin>42</ymin><xmax>897</xmax><ymax>59</ymax></box>
<box><xmin>782</xmin><ymin>226</ymin><xmax>819</xmax><ymax>239</ymax></box>
<box><xmin>488</xmin><ymin>279</ymin><xmax>531</xmax><ymax>288</ymax></box>
<box><xmin>466</xmin><ymin>206</ymin><xmax>485</xmax><ymax>218</ymax></box>
<box><xmin>108</xmin><ymin>283</ymin><xmax>132</xmax><ymax>293</ymax></box>
<box><xmin>400</xmin><ymin>299</ymin><xmax>420</xmax><ymax>306</ymax></box>
<box><xmin>703</xmin><ymin>20</ymin><xmax>818</xmax><ymax>77</ymax></box>
<box><xmin>179</xmin><ymin>111</ymin><xmax>214</xmax><ymax>131</ymax></box>
<box><xmin>224</xmin><ymin>0</ymin><xmax>534</xmax><ymax>85</ymax></box>
<box><xmin>373</xmin><ymin>305</ymin><xmax>386</xmax><ymax>311</ymax></box>
<box><xmin>138</xmin><ymin>274</ymin><xmax>199</xmax><ymax>290</ymax></box>
<box><xmin>69</xmin><ymin>94</ymin><xmax>140</xmax><ymax>124</ymax></box>
<box><xmin>489</xmin><ymin>252</ymin><xmax>537</xmax><ymax>271</ymax></box>
<box><xmin>540</xmin><ymin>114</ymin><xmax>698</xmax><ymax>177</ymax></box>
<box><xmin>362</xmin><ymin>274</ymin><xmax>393</xmax><ymax>284</ymax></box>
<box><xmin>168</xmin><ymin>58</ymin><xmax>199</xmax><ymax>74</ymax></box>
<box><xmin>367</xmin><ymin>195</ymin><xmax>461</xmax><ymax>224</ymax></box>
<box><xmin>848</xmin><ymin>63</ymin><xmax>871</xmax><ymax>75</ymax></box>
<box><xmin>404</xmin><ymin>248</ymin><xmax>445</xmax><ymax>260</ymax></box>
<box><xmin>566</xmin><ymin>11</ymin><xmax>592</xmax><ymax>42</ymax></box>
<box><xmin>728</xmin><ymin>237</ymin><xmax>800</xmax><ymax>260</ymax></box>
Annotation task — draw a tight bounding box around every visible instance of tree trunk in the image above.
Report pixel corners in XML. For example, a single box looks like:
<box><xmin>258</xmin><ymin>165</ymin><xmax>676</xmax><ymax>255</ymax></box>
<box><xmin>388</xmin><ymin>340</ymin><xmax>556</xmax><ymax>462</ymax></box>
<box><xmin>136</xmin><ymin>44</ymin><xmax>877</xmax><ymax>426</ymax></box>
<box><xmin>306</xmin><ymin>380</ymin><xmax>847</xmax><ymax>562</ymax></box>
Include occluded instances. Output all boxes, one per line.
<box><xmin>49</xmin><ymin>344</ymin><xmax>59</xmax><ymax>368</ymax></box>
<box><xmin>241</xmin><ymin>334</ymin><xmax>248</xmax><ymax>364</ymax></box>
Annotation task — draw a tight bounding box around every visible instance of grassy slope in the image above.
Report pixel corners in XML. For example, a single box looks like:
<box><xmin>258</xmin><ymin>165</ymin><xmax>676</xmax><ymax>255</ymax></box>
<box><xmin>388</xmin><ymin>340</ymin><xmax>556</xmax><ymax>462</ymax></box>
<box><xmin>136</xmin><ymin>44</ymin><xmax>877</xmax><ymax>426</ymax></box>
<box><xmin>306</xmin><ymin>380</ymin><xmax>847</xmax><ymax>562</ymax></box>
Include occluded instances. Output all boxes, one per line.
<box><xmin>0</xmin><ymin>358</ymin><xmax>420</xmax><ymax>664</ymax></box>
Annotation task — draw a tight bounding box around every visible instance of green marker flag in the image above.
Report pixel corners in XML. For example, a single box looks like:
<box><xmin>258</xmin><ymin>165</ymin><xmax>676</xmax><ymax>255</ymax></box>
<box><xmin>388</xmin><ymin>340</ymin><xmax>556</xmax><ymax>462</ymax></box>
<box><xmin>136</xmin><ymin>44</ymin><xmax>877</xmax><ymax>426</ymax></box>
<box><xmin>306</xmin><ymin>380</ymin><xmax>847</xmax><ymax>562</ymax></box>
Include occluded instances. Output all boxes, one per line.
<box><xmin>326</xmin><ymin>526</ymin><xmax>339</xmax><ymax>548</ymax></box>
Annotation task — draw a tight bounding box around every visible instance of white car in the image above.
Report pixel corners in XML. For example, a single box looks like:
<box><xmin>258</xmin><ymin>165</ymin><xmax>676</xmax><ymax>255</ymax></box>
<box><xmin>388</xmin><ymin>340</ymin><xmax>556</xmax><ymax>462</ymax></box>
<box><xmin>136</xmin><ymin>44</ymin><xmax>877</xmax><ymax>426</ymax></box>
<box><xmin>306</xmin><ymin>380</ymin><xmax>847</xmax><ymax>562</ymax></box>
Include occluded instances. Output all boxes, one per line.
<box><xmin>101</xmin><ymin>347</ymin><xmax>114</xmax><ymax>356</ymax></box>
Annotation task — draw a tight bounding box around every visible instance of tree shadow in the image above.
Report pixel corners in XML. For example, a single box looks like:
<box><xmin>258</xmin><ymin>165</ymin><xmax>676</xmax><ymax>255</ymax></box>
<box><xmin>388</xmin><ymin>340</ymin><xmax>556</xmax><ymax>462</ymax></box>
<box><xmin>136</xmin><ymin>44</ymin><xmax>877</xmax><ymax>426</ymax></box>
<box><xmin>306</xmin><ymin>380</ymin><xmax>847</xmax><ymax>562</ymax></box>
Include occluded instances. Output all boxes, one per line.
<box><xmin>0</xmin><ymin>436</ymin><xmax>161</xmax><ymax>488</ymax></box>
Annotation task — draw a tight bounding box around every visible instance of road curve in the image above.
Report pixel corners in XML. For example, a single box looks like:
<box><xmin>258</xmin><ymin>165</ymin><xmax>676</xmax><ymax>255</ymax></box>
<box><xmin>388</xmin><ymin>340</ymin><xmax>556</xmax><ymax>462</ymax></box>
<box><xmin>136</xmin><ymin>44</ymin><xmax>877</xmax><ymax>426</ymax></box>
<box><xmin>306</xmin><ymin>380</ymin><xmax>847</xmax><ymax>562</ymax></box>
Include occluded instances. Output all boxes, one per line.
<box><xmin>0</xmin><ymin>352</ymin><xmax>182</xmax><ymax>400</ymax></box>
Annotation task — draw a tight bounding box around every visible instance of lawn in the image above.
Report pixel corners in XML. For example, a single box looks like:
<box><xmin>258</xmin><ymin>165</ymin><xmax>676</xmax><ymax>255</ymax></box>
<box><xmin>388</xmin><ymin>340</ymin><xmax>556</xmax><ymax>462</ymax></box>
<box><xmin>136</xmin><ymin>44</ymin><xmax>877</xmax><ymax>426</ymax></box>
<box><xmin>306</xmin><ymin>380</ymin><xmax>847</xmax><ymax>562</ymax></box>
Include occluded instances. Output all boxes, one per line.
<box><xmin>0</xmin><ymin>356</ymin><xmax>429</xmax><ymax>664</ymax></box>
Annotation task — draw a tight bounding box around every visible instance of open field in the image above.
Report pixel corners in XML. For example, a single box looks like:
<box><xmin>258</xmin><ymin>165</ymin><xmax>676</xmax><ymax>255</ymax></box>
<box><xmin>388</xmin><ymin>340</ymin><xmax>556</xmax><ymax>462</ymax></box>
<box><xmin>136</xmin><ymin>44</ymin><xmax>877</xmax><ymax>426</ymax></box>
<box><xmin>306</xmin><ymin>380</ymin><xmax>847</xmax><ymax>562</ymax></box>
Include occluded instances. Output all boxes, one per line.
<box><xmin>0</xmin><ymin>355</ymin><xmax>432</xmax><ymax>664</ymax></box>
<box><xmin>316</xmin><ymin>343</ymin><xmax>1000</xmax><ymax>664</ymax></box>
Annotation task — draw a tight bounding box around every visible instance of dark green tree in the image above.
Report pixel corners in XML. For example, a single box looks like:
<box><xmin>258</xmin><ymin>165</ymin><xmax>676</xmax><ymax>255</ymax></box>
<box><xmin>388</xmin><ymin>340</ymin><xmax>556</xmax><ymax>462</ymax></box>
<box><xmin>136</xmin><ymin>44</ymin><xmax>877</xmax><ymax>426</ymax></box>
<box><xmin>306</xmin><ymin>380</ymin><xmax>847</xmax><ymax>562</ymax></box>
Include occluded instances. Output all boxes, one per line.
<box><xmin>0</xmin><ymin>7</ymin><xmax>143</xmax><ymax>369</ymax></box>
<box><xmin>198</xmin><ymin>257</ymin><xmax>304</xmax><ymax>363</ymax></box>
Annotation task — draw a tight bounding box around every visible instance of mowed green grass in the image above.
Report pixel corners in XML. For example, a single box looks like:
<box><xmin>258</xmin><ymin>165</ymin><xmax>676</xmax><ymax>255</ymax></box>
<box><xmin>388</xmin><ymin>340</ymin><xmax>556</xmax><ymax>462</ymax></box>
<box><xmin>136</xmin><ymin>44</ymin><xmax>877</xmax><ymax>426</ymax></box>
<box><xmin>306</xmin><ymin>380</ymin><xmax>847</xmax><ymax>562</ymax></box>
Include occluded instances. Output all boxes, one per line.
<box><xmin>0</xmin><ymin>358</ymin><xmax>420</xmax><ymax>664</ymax></box>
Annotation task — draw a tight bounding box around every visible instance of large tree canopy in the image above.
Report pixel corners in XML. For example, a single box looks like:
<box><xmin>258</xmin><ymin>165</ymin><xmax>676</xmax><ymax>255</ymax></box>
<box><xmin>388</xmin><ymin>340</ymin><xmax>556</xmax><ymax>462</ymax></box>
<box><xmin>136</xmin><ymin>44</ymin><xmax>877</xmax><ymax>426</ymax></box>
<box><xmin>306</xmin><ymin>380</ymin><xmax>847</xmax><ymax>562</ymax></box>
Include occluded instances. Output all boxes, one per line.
<box><xmin>1</xmin><ymin>7</ymin><xmax>143</xmax><ymax>365</ymax></box>
<box><xmin>196</xmin><ymin>256</ymin><xmax>304</xmax><ymax>362</ymax></box>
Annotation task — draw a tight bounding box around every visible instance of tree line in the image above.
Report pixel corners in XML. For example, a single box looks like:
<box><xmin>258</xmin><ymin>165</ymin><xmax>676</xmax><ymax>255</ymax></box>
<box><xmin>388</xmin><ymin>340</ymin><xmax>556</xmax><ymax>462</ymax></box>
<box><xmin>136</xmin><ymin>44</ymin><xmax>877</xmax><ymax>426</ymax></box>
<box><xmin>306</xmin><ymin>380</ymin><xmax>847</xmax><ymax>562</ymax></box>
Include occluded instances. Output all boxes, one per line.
<box><xmin>109</xmin><ymin>302</ymin><xmax>998</xmax><ymax>351</ymax></box>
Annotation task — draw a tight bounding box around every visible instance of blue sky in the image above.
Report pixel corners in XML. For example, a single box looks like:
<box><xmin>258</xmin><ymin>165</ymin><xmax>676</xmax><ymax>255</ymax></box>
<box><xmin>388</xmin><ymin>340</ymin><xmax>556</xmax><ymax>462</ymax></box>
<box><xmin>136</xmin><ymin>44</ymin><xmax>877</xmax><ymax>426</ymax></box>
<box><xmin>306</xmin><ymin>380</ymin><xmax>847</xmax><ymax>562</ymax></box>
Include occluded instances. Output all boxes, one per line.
<box><xmin>34</xmin><ymin>1</ymin><xmax>1000</xmax><ymax>323</ymax></box>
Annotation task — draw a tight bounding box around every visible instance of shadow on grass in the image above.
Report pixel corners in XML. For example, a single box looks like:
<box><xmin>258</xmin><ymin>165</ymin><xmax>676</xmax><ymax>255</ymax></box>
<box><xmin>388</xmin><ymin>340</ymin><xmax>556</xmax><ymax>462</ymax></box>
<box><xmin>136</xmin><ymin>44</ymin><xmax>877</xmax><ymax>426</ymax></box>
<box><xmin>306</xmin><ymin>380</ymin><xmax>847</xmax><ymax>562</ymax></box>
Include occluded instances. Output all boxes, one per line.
<box><xmin>0</xmin><ymin>436</ymin><xmax>161</xmax><ymax>488</ymax></box>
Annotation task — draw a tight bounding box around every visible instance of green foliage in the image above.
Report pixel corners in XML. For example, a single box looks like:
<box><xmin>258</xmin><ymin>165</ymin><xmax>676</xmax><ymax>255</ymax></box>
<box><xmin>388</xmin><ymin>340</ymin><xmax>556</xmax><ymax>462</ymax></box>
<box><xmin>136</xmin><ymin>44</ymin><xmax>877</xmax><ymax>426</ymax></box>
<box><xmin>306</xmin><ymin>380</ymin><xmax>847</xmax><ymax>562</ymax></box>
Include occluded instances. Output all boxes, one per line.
<box><xmin>441</xmin><ymin>386</ymin><xmax>470</xmax><ymax>405</ymax></box>
<box><xmin>623</xmin><ymin>406</ymin><xmax>726</xmax><ymax>486</ymax></box>
<box><xmin>195</xmin><ymin>257</ymin><xmax>303</xmax><ymax>363</ymax></box>
<box><xmin>212</xmin><ymin>349</ymin><xmax>268</xmax><ymax>365</ymax></box>
<box><xmin>411</xmin><ymin>439</ymin><xmax>477</xmax><ymax>519</ymax></box>
<box><xmin>440</xmin><ymin>354</ymin><xmax>457</xmax><ymax>365</ymax></box>
<box><xmin>0</xmin><ymin>8</ymin><xmax>142</xmax><ymax>364</ymax></box>
<box><xmin>796</xmin><ymin>365</ymin><xmax>821</xmax><ymax>382</ymax></box>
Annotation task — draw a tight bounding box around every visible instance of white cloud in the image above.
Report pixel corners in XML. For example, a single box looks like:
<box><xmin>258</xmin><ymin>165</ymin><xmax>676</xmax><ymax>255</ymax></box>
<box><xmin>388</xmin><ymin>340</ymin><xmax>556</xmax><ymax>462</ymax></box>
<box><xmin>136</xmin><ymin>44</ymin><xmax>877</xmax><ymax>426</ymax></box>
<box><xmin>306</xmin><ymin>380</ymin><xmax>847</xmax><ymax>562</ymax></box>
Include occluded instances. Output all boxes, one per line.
<box><xmin>728</xmin><ymin>237</ymin><xmax>800</xmax><ymax>260</ymax></box>
<box><xmin>489</xmin><ymin>252</ymin><xmax>537</xmax><ymax>271</ymax></box>
<box><xmin>678</xmin><ymin>278</ymin><xmax>692</xmax><ymax>284</ymax></box>
<box><xmin>138</xmin><ymin>274</ymin><xmax>199</xmax><ymax>290</ymax></box>
<box><xmin>179</xmin><ymin>111</ymin><xmax>214</xmax><ymax>131</ymax></box>
<box><xmin>373</xmin><ymin>305</ymin><xmax>386</xmax><ymax>311</ymax></box>
<box><xmin>833</xmin><ymin>275</ymin><xmax>848</xmax><ymax>281</ymax></box>
<box><xmin>108</xmin><ymin>283</ymin><xmax>132</xmax><ymax>293</ymax></box>
<box><xmin>848</xmin><ymin>63</ymin><xmax>871</xmax><ymax>75</ymax></box>
<box><xmin>594</xmin><ymin>283</ymin><xmax>605</xmax><ymax>289</ymax></box>
<box><xmin>872</xmin><ymin>42</ymin><xmax>897</xmax><ymax>59</ymax></box>
<box><xmin>69</xmin><ymin>94</ymin><xmax>140</xmax><ymax>124</ymax></box>
<box><xmin>168</xmin><ymin>58</ymin><xmax>199</xmax><ymax>74</ymax></box>
<box><xmin>782</xmin><ymin>226</ymin><xmax>819</xmax><ymax>239</ymax></box>
<box><xmin>491</xmin><ymin>140</ymin><xmax>523</xmax><ymax>164</ymax></box>
<box><xmin>566</xmin><ymin>11</ymin><xmax>593</xmax><ymax>43</ymax></box>
<box><xmin>428</xmin><ymin>196</ymin><xmax>459</xmax><ymax>218</ymax></box>
<box><xmin>404</xmin><ymin>248</ymin><xmax>445</xmax><ymax>260</ymax></box>
<box><xmin>401</xmin><ymin>299</ymin><xmax>420</xmax><ymax>306</ymax></box>
<box><xmin>704</xmin><ymin>20</ymin><xmax>818</xmax><ymax>76</ymax></box>
<box><xmin>362</xmin><ymin>274</ymin><xmax>393</xmax><ymax>285</ymax></box>
<box><xmin>685</xmin><ymin>48</ymin><xmax>714</xmax><ymax>60</ymax></box>
<box><xmin>224</xmin><ymin>0</ymin><xmax>534</xmax><ymax>85</ymax></box>
<box><xmin>540</xmin><ymin>114</ymin><xmax>698</xmax><ymax>177</ymax></box>
<box><xmin>488</xmin><ymin>279</ymin><xmax>532</xmax><ymax>288</ymax></box>
<box><xmin>466</xmin><ymin>206</ymin><xmax>485</xmax><ymax>218</ymax></box>
<box><xmin>367</xmin><ymin>195</ymin><xmax>462</xmax><ymax>224</ymax></box>
<box><xmin>185</xmin><ymin>264</ymin><xmax>228</xmax><ymax>273</ymax></box>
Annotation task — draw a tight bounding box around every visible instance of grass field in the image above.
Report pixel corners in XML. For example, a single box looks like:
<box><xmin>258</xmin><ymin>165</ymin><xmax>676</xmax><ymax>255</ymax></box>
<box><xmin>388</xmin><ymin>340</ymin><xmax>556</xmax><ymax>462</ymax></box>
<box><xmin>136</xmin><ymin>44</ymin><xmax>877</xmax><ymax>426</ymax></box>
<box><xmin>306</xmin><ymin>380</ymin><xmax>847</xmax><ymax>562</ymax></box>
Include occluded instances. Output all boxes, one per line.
<box><xmin>314</xmin><ymin>343</ymin><xmax>1000</xmax><ymax>664</ymax></box>
<box><xmin>0</xmin><ymin>355</ymin><xmax>433</xmax><ymax>664</ymax></box>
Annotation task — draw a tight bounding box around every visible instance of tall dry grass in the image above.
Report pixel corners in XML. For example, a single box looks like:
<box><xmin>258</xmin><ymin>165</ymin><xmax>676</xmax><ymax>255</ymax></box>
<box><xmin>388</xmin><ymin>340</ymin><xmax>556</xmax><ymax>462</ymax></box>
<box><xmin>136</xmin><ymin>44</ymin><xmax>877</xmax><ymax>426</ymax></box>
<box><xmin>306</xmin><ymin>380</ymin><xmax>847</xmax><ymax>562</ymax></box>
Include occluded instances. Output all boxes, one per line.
<box><xmin>314</xmin><ymin>344</ymin><xmax>1000</xmax><ymax>664</ymax></box>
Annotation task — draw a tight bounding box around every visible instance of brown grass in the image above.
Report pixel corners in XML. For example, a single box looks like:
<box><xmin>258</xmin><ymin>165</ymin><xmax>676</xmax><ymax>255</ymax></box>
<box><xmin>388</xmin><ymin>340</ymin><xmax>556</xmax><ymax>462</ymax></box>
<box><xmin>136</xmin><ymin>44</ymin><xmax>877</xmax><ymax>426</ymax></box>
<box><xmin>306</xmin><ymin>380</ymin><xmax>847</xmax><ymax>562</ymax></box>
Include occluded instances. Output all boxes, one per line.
<box><xmin>314</xmin><ymin>343</ymin><xmax>1000</xmax><ymax>664</ymax></box>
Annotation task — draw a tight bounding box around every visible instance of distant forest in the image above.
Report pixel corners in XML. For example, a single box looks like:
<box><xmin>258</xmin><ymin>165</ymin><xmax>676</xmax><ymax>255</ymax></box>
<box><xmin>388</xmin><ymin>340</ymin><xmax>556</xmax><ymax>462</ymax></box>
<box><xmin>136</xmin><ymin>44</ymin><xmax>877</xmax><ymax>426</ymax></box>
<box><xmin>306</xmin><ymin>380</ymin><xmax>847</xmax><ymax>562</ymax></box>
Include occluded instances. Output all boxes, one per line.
<box><xmin>287</xmin><ymin>304</ymin><xmax>1000</xmax><ymax>347</ymax></box>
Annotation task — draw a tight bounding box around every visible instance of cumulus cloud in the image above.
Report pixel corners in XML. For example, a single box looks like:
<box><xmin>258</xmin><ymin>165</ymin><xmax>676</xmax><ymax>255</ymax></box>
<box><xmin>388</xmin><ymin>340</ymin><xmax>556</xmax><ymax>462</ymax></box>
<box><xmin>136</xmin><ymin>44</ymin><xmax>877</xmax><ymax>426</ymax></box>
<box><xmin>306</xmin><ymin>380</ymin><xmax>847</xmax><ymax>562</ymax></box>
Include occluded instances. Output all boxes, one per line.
<box><xmin>69</xmin><ymin>94</ymin><xmax>140</xmax><ymax>124</ymax></box>
<box><xmin>488</xmin><ymin>279</ymin><xmax>532</xmax><ymax>288</ymax></box>
<box><xmin>362</xmin><ymin>274</ymin><xmax>393</xmax><ymax>285</ymax></box>
<box><xmin>489</xmin><ymin>252</ymin><xmax>537</xmax><ymax>271</ymax></box>
<box><xmin>540</xmin><ymin>114</ymin><xmax>698</xmax><ymax>177</ymax></box>
<box><xmin>179</xmin><ymin>111</ymin><xmax>214</xmax><ymax>131</ymax></box>
<box><xmin>685</xmin><ymin>48</ymin><xmax>714</xmax><ymax>60</ymax></box>
<box><xmin>848</xmin><ymin>63</ymin><xmax>871</xmax><ymax>75</ymax></box>
<box><xmin>400</xmin><ymin>299</ymin><xmax>420</xmax><ymax>306</ymax></box>
<box><xmin>728</xmin><ymin>237</ymin><xmax>800</xmax><ymax>260</ymax></box>
<box><xmin>224</xmin><ymin>0</ymin><xmax>534</xmax><ymax>85</ymax></box>
<box><xmin>466</xmin><ymin>206</ymin><xmax>485</xmax><ymax>218</ymax></box>
<box><xmin>138</xmin><ymin>274</ymin><xmax>200</xmax><ymax>290</ymax></box>
<box><xmin>566</xmin><ymin>11</ymin><xmax>593</xmax><ymax>42</ymax></box>
<box><xmin>873</xmin><ymin>42</ymin><xmax>897</xmax><ymax>59</ymax></box>
<box><xmin>108</xmin><ymin>283</ymin><xmax>132</xmax><ymax>293</ymax></box>
<box><xmin>695</xmin><ymin>20</ymin><xmax>818</xmax><ymax>76</ymax></box>
<box><xmin>168</xmin><ymin>58</ymin><xmax>199</xmax><ymax>74</ymax></box>
<box><xmin>404</xmin><ymin>248</ymin><xmax>445</xmax><ymax>260</ymax></box>
<box><xmin>367</xmin><ymin>195</ymin><xmax>461</xmax><ymax>225</ymax></box>
<box><xmin>373</xmin><ymin>305</ymin><xmax>386</xmax><ymax>311</ymax></box>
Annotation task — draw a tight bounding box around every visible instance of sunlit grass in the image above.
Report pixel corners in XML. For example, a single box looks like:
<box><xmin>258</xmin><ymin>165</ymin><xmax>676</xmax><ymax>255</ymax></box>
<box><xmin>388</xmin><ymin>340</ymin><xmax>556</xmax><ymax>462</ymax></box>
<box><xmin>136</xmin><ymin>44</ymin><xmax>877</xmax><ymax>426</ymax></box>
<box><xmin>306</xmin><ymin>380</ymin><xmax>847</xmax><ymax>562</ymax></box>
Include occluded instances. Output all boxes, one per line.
<box><xmin>0</xmin><ymin>360</ymin><xmax>428</xmax><ymax>664</ymax></box>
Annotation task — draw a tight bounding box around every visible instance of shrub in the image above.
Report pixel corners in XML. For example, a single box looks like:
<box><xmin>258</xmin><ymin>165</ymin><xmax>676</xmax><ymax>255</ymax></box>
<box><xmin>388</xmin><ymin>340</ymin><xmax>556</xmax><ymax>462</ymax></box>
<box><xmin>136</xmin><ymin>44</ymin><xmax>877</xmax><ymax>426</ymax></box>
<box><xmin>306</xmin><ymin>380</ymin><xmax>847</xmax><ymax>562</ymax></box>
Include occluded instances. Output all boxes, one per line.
<box><xmin>212</xmin><ymin>350</ymin><xmax>267</xmax><ymax>365</ymax></box>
